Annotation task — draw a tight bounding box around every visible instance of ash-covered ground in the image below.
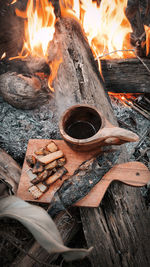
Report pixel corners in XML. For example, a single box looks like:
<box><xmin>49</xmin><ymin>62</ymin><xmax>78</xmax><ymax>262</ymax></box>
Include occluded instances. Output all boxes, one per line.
<box><xmin>0</xmin><ymin>95</ymin><xmax>61</xmax><ymax>163</ymax></box>
<box><xmin>110</xmin><ymin>96</ymin><xmax>150</xmax><ymax>205</ymax></box>
<box><xmin>110</xmin><ymin>97</ymin><xmax>150</xmax><ymax>169</ymax></box>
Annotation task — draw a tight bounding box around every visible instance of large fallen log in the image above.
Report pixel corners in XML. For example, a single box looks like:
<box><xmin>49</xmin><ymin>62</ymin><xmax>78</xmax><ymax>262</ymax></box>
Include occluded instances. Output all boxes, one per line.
<box><xmin>47</xmin><ymin>16</ymin><xmax>150</xmax><ymax>266</ymax></box>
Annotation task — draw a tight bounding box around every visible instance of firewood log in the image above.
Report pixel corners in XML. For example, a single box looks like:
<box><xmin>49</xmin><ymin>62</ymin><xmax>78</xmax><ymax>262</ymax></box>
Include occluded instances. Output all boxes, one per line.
<box><xmin>0</xmin><ymin>72</ymin><xmax>51</xmax><ymax>109</ymax></box>
<box><xmin>101</xmin><ymin>58</ymin><xmax>150</xmax><ymax>93</ymax></box>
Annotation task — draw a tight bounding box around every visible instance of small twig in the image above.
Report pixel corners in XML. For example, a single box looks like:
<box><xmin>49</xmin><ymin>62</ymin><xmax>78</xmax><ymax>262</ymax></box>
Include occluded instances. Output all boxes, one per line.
<box><xmin>95</xmin><ymin>49</ymin><xmax>135</xmax><ymax>59</ymax></box>
<box><xmin>96</xmin><ymin>49</ymin><xmax>150</xmax><ymax>74</ymax></box>
<box><xmin>134</xmin><ymin>53</ymin><xmax>150</xmax><ymax>73</ymax></box>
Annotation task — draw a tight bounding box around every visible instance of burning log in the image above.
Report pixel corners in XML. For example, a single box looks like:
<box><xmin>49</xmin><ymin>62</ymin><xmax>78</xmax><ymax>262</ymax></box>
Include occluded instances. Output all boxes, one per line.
<box><xmin>0</xmin><ymin>1</ymin><xmax>150</xmax><ymax>266</ymax></box>
<box><xmin>0</xmin><ymin>57</ymin><xmax>51</xmax><ymax>109</ymax></box>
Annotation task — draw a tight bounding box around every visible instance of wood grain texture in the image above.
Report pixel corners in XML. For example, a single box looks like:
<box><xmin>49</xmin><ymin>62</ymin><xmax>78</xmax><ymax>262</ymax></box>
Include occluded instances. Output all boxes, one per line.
<box><xmin>48</xmin><ymin>16</ymin><xmax>150</xmax><ymax>266</ymax></box>
<box><xmin>101</xmin><ymin>58</ymin><xmax>150</xmax><ymax>93</ymax></box>
<box><xmin>0</xmin><ymin>148</ymin><xmax>21</xmax><ymax>195</ymax></box>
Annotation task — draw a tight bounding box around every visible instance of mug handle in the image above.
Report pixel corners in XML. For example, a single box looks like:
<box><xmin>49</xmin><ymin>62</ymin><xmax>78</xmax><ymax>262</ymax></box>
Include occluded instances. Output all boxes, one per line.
<box><xmin>95</xmin><ymin>126</ymin><xmax>139</xmax><ymax>145</ymax></box>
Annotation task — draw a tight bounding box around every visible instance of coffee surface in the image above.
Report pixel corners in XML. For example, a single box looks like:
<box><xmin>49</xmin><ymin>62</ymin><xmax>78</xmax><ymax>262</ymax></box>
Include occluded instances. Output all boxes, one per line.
<box><xmin>66</xmin><ymin>121</ymin><xmax>96</xmax><ymax>139</ymax></box>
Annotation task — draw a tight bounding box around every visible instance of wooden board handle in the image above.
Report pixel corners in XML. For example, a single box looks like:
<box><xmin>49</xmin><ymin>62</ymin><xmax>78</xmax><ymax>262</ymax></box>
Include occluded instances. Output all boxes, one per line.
<box><xmin>76</xmin><ymin>162</ymin><xmax>150</xmax><ymax>207</ymax></box>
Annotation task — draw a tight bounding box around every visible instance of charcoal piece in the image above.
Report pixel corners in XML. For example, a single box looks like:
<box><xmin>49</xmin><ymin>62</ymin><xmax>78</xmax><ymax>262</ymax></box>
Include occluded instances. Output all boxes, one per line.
<box><xmin>48</xmin><ymin>150</ymin><xmax>120</xmax><ymax>217</ymax></box>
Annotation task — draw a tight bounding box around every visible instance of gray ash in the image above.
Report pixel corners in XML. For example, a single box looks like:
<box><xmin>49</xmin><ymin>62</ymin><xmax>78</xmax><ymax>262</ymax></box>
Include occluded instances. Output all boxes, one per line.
<box><xmin>0</xmin><ymin>96</ymin><xmax>60</xmax><ymax>163</ymax></box>
<box><xmin>109</xmin><ymin>94</ymin><xmax>150</xmax><ymax>206</ymax></box>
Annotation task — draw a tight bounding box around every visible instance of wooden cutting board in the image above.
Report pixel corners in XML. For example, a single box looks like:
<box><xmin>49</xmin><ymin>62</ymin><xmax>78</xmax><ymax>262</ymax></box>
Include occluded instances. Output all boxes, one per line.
<box><xmin>17</xmin><ymin>139</ymin><xmax>150</xmax><ymax>207</ymax></box>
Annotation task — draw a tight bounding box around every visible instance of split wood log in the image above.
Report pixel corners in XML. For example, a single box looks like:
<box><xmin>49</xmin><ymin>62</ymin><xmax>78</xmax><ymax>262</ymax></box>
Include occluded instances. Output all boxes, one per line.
<box><xmin>47</xmin><ymin>16</ymin><xmax>150</xmax><ymax>266</ymax></box>
<box><xmin>101</xmin><ymin>58</ymin><xmax>150</xmax><ymax>93</ymax></box>
<box><xmin>0</xmin><ymin>148</ymin><xmax>21</xmax><ymax>196</ymax></box>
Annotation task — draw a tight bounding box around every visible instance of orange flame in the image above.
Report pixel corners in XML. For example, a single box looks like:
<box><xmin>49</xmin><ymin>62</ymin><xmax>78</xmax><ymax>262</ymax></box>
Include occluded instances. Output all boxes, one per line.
<box><xmin>1</xmin><ymin>52</ymin><xmax>6</xmax><ymax>59</ymax></box>
<box><xmin>10</xmin><ymin>0</ymin><xmax>17</xmax><ymax>4</ymax></box>
<box><xmin>145</xmin><ymin>25</ymin><xmax>150</xmax><ymax>56</ymax></box>
<box><xmin>15</xmin><ymin>0</ymin><xmax>62</xmax><ymax>91</ymax></box>
<box><xmin>16</xmin><ymin>0</ymin><xmax>55</xmax><ymax>58</ymax></box>
<box><xmin>60</xmin><ymin>0</ymin><xmax>134</xmax><ymax>59</ymax></box>
<box><xmin>108</xmin><ymin>92</ymin><xmax>139</xmax><ymax>107</ymax></box>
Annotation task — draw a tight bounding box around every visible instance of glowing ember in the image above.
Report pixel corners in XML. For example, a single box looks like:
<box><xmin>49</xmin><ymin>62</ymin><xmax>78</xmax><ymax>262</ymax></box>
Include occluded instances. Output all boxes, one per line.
<box><xmin>108</xmin><ymin>92</ymin><xmax>140</xmax><ymax>107</ymax></box>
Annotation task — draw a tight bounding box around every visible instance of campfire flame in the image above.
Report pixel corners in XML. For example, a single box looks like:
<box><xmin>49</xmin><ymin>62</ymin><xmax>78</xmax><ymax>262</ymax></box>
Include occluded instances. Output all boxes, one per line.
<box><xmin>145</xmin><ymin>25</ymin><xmax>150</xmax><ymax>56</ymax></box>
<box><xmin>14</xmin><ymin>0</ymin><xmax>62</xmax><ymax>91</ymax></box>
<box><xmin>1</xmin><ymin>53</ymin><xmax>6</xmax><ymax>59</ymax></box>
<box><xmin>60</xmin><ymin>0</ymin><xmax>134</xmax><ymax>59</ymax></box>
<box><xmin>16</xmin><ymin>0</ymin><xmax>55</xmax><ymax>58</ymax></box>
<box><xmin>11</xmin><ymin>0</ymin><xmax>150</xmax><ymax>91</ymax></box>
<box><xmin>10</xmin><ymin>0</ymin><xmax>17</xmax><ymax>4</ymax></box>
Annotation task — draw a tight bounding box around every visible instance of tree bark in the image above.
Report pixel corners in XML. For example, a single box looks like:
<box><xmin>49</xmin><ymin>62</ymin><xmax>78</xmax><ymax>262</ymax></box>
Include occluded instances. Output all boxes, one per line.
<box><xmin>101</xmin><ymin>58</ymin><xmax>150</xmax><ymax>93</ymax></box>
<box><xmin>48</xmin><ymin>16</ymin><xmax>150</xmax><ymax>267</ymax></box>
<box><xmin>0</xmin><ymin>148</ymin><xmax>21</xmax><ymax>195</ymax></box>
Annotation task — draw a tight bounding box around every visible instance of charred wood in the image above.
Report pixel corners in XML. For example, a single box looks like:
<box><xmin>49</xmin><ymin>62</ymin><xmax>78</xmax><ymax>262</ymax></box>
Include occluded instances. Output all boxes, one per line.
<box><xmin>101</xmin><ymin>58</ymin><xmax>150</xmax><ymax>93</ymax></box>
<box><xmin>0</xmin><ymin>8</ymin><xmax>149</xmax><ymax>267</ymax></box>
<box><xmin>48</xmin><ymin>151</ymin><xmax>120</xmax><ymax>217</ymax></box>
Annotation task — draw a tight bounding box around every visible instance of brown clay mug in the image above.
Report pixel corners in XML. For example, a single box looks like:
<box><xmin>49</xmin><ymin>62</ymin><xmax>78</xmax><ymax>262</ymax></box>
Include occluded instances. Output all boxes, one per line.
<box><xmin>59</xmin><ymin>104</ymin><xmax>139</xmax><ymax>152</ymax></box>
